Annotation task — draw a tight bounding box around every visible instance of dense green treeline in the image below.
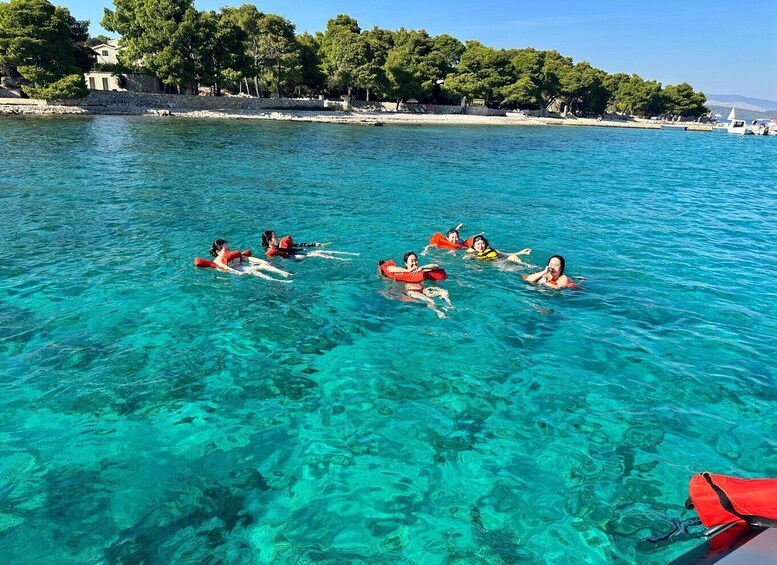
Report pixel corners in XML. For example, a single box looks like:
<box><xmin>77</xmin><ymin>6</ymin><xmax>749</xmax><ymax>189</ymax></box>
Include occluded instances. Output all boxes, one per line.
<box><xmin>0</xmin><ymin>0</ymin><xmax>91</xmax><ymax>98</ymax></box>
<box><xmin>0</xmin><ymin>0</ymin><xmax>708</xmax><ymax>116</ymax></box>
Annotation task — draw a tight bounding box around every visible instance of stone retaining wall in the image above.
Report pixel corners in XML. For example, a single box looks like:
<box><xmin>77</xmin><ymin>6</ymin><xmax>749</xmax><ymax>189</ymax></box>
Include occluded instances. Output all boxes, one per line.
<box><xmin>56</xmin><ymin>91</ymin><xmax>347</xmax><ymax>113</ymax></box>
<box><xmin>348</xmin><ymin>99</ymin><xmax>505</xmax><ymax>116</ymax></box>
<box><xmin>465</xmin><ymin>106</ymin><xmax>507</xmax><ymax>117</ymax></box>
<box><xmin>0</xmin><ymin>97</ymin><xmax>43</xmax><ymax>105</ymax></box>
<box><xmin>0</xmin><ymin>91</ymin><xmax>511</xmax><ymax>117</ymax></box>
<box><xmin>394</xmin><ymin>103</ymin><xmax>464</xmax><ymax>115</ymax></box>
<box><xmin>0</xmin><ymin>89</ymin><xmax>24</xmax><ymax>99</ymax></box>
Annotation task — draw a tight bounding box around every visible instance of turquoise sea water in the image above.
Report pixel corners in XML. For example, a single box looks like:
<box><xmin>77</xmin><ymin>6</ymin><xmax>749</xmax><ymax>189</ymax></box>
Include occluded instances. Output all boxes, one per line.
<box><xmin>1</xmin><ymin>116</ymin><xmax>776</xmax><ymax>563</ymax></box>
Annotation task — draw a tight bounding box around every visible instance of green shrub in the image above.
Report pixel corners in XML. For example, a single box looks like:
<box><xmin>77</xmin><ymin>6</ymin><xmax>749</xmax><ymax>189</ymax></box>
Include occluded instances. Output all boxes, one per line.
<box><xmin>25</xmin><ymin>74</ymin><xmax>88</xmax><ymax>101</ymax></box>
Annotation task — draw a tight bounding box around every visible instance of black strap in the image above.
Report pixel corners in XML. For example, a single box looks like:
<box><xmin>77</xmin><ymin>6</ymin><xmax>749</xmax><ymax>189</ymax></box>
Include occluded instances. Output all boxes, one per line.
<box><xmin>702</xmin><ymin>472</ymin><xmax>777</xmax><ymax>529</ymax></box>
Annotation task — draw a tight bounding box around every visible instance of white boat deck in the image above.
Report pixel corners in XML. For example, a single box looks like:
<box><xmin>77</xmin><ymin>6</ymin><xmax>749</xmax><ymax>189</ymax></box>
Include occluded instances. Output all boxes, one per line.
<box><xmin>717</xmin><ymin>528</ymin><xmax>777</xmax><ymax>564</ymax></box>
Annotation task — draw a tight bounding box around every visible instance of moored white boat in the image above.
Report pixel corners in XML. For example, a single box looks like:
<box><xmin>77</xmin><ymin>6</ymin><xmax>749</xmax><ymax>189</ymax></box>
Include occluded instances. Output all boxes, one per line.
<box><xmin>749</xmin><ymin>121</ymin><xmax>769</xmax><ymax>135</ymax></box>
<box><xmin>725</xmin><ymin>107</ymin><xmax>752</xmax><ymax>135</ymax></box>
<box><xmin>727</xmin><ymin>120</ymin><xmax>751</xmax><ymax>134</ymax></box>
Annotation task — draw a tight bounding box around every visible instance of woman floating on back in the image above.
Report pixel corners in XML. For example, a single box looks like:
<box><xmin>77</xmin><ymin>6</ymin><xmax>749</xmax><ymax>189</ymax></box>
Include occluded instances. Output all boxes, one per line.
<box><xmin>523</xmin><ymin>255</ymin><xmax>580</xmax><ymax>289</ymax></box>
<box><xmin>465</xmin><ymin>235</ymin><xmax>532</xmax><ymax>263</ymax></box>
<box><xmin>261</xmin><ymin>230</ymin><xmax>358</xmax><ymax>261</ymax></box>
<box><xmin>194</xmin><ymin>239</ymin><xmax>292</xmax><ymax>282</ymax></box>
<box><xmin>380</xmin><ymin>252</ymin><xmax>452</xmax><ymax>318</ymax></box>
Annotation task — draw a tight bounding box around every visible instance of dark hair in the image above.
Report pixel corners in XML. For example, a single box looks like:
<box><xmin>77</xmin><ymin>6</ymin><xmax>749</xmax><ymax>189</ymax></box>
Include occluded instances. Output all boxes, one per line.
<box><xmin>210</xmin><ymin>239</ymin><xmax>227</xmax><ymax>258</ymax></box>
<box><xmin>472</xmin><ymin>235</ymin><xmax>489</xmax><ymax>247</ymax></box>
<box><xmin>261</xmin><ymin>230</ymin><xmax>275</xmax><ymax>247</ymax></box>
<box><xmin>548</xmin><ymin>255</ymin><xmax>565</xmax><ymax>275</ymax></box>
<box><xmin>446</xmin><ymin>228</ymin><xmax>459</xmax><ymax>238</ymax></box>
<box><xmin>403</xmin><ymin>251</ymin><xmax>418</xmax><ymax>266</ymax></box>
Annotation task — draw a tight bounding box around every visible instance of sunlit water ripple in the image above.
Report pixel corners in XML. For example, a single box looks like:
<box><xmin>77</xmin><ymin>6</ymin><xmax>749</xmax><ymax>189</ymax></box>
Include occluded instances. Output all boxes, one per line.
<box><xmin>1</xmin><ymin>116</ymin><xmax>775</xmax><ymax>563</ymax></box>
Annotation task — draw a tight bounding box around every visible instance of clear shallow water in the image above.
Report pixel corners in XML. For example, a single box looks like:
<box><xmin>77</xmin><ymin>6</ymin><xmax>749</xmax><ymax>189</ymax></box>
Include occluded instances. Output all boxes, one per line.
<box><xmin>1</xmin><ymin>116</ymin><xmax>776</xmax><ymax>563</ymax></box>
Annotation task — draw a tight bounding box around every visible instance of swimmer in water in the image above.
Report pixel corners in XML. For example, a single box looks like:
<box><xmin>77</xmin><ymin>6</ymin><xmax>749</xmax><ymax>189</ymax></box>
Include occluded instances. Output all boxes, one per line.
<box><xmin>423</xmin><ymin>223</ymin><xmax>480</xmax><ymax>254</ymax></box>
<box><xmin>385</xmin><ymin>251</ymin><xmax>452</xmax><ymax>318</ymax></box>
<box><xmin>261</xmin><ymin>230</ymin><xmax>358</xmax><ymax>261</ymax></box>
<box><xmin>464</xmin><ymin>235</ymin><xmax>531</xmax><ymax>263</ymax></box>
<box><xmin>210</xmin><ymin>239</ymin><xmax>292</xmax><ymax>282</ymax></box>
<box><xmin>524</xmin><ymin>255</ymin><xmax>571</xmax><ymax>289</ymax></box>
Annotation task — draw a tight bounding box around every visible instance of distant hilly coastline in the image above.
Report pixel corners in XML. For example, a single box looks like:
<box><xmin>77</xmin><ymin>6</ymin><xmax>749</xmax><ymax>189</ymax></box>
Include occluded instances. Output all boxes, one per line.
<box><xmin>706</xmin><ymin>94</ymin><xmax>777</xmax><ymax>112</ymax></box>
<box><xmin>707</xmin><ymin>106</ymin><xmax>776</xmax><ymax>122</ymax></box>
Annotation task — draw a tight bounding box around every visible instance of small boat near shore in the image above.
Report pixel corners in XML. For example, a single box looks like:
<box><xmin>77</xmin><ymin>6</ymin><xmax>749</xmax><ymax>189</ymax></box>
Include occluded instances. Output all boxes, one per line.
<box><xmin>715</xmin><ymin>110</ymin><xmax>777</xmax><ymax>136</ymax></box>
<box><xmin>727</xmin><ymin>119</ymin><xmax>751</xmax><ymax>135</ymax></box>
<box><xmin>725</xmin><ymin>107</ymin><xmax>753</xmax><ymax>135</ymax></box>
<box><xmin>747</xmin><ymin>118</ymin><xmax>777</xmax><ymax>136</ymax></box>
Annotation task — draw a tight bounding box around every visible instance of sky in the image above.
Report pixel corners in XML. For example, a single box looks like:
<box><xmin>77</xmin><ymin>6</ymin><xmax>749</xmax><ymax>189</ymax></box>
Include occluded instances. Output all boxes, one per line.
<box><xmin>60</xmin><ymin>0</ymin><xmax>777</xmax><ymax>101</ymax></box>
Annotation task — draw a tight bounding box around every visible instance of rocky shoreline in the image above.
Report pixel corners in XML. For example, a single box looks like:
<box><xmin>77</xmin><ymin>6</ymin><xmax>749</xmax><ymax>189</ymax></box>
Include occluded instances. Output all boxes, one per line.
<box><xmin>0</xmin><ymin>97</ymin><xmax>713</xmax><ymax>131</ymax></box>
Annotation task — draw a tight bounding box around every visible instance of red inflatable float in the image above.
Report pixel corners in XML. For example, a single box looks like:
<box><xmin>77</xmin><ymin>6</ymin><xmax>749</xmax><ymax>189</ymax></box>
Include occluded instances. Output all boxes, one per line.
<box><xmin>547</xmin><ymin>279</ymin><xmax>581</xmax><ymax>290</ymax></box>
<box><xmin>522</xmin><ymin>274</ymin><xmax>580</xmax><ymax>289</ymax></box>
<box><xmin>194</xmin><ymin>249</ymin><xmax>252</xmax><ymax>269</ymax></box>
<box><xmin>428</xmin><ymin>232</ymin><xmax>476</xmax><ymax>250</ymax></box>
<box><xmin>378</xmin><ymin>259</ymin><xmax>447</xmax><ymax>283</ymax></box>
<box><xmin>687</xmin><ymin>472</ymin><xmax>777</xmax><ymax>528</ymax></box>
<box><xmin>266</xmin><ymin>235</ymin><xmax>295</xmax><ymax>258</ymax></box>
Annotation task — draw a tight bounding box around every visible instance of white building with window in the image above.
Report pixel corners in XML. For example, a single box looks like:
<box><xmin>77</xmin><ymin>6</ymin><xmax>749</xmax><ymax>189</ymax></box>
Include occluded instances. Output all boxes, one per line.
<box><xmin>91</xmin><ymin>40</ymin><xmax>120</xmax><ymax>66</ymax></box>
<box><xmin>85</xmin><ymin>39</ymin><xmax>168</xmax><ymax>94</ymax></box>
<box><xmin>86</xmin><ymin>71</ymin><xmax>121</xmax><ymax>91</ymax></box>
<box><xmin>84</xmin><ymin>38</ymin><xmax>194</xmax><ymax>94</ymax></box>
<box><xmin>84</xmin><ymin>71</ymin><xmax>164</xmax><ymax>93</ymax></box>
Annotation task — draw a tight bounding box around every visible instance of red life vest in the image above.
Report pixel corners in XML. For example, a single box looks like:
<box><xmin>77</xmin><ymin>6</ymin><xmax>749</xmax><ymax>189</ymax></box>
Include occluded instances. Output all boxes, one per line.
<box><xmin>688</xmin><ymin>472</ymin><xmax>777</xmax><ymax>528</ymax></box>
<box><xmin>266</xmin><ymin>235</ymin><xmax>295</xmax><ymax>258</ymax></box>
<box><xmin>522</xmin><ymin>274</ymin><xmax>580</xmax><ymax>289</ymax></box>
<box><xmin>378</xmin><ymin>259</ymin><xmax>447</xmax><ymax>283</ymax></box>
<box><xmin>223</xmin><ymin>249</ymin><xmax>251</xmax><ymax>262</ymax></box>
<box><xmin>546</xmin><ymin>278</ymin><xmax>580</xmax><ymax>289</ymax></box>
<box><xmin>429</xmin><ymin>232</ymin><xmax>476</xmax><ymax>250</ymax></box>
<box><xmin>194</xmin><ymin>249</ymin><xmax>251</xmax><ymax>268</ymax></box>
